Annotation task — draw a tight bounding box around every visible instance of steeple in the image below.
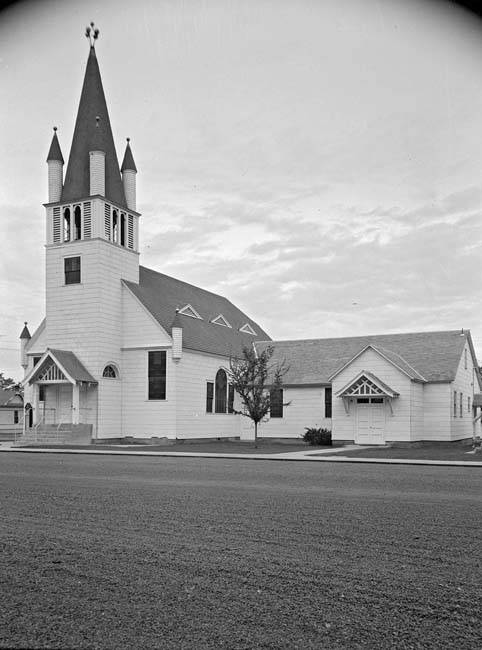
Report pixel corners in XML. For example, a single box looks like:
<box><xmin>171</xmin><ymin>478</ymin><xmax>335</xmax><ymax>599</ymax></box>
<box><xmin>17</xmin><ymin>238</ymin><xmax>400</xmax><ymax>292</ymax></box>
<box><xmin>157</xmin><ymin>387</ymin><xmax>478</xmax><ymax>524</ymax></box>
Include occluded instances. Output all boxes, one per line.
<box><xmin>61</xmin><ymin>31</ymin><xmax>126</xmax><ymax>207</ymax></box>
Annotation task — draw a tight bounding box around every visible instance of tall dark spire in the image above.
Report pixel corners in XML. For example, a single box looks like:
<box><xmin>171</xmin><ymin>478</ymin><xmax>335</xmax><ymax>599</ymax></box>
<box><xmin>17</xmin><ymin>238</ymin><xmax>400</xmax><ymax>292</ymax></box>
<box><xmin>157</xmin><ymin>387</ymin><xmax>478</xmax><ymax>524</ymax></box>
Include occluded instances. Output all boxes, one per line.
<box><xmin>61</xmin><ymin>38</ymin><xmax>126</xmax><ymax>207</ymax></box>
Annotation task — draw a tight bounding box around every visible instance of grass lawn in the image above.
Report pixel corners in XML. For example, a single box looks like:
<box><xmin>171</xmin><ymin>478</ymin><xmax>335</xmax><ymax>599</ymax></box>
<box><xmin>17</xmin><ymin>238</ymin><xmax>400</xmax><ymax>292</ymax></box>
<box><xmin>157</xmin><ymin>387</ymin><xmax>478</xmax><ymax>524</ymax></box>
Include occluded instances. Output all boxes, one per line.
<box><xmin>1</xmin><ymin>454</ymin><xmax>481</xmax><ymax>649</ymax></box>
<box><xmin>18</xmin><ymin>441</ymin><xmax>322</xmax><ymax>454</ymax></box>
<box><xmin>321</xmin><ymin>445</ymin><xmax>482</xmax><ymax>462</ymax></box>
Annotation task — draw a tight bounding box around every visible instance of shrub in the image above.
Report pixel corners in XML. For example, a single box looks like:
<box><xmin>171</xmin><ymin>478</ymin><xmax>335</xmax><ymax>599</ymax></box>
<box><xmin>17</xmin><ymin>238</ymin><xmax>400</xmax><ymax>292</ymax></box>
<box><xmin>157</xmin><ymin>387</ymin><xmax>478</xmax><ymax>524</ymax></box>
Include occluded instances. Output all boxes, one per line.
<box><xmin>303</xmin><ymin>427</ymin><xmax>332</xmax><ymax>446</ymax></box>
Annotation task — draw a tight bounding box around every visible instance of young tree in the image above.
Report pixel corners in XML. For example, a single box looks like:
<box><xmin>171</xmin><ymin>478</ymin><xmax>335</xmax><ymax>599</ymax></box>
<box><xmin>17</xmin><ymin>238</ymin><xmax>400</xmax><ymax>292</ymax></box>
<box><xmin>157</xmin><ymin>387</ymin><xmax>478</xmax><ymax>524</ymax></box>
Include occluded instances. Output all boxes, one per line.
<box><xmin>0</xmin><ymin>372</ymin><xmax>20</xmax><ymax>391</ymax></box>
<box><xmin>227</xmin><ymin>345</ymin><xmax>288</xmax><ymax>448</ymax></box>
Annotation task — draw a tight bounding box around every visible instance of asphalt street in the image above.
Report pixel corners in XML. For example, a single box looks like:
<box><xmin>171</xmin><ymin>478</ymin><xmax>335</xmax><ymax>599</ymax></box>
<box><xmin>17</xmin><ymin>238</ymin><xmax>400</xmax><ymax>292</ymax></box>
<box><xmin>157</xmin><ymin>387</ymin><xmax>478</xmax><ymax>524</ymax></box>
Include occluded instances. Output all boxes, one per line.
<box><xmin>1</xmin><ymin>454</ymin><xmax>481</xmax><ymax>649</ymax></box>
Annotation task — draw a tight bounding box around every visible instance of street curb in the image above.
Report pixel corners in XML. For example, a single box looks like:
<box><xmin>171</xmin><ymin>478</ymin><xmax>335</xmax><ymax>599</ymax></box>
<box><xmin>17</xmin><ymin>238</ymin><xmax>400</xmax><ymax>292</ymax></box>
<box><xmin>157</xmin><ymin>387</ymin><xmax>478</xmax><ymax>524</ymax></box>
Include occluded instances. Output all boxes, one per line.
<box><xmin>1</xmin><ymin>447</ymin><xmax>481</xmax><ymax>467</ymax></box>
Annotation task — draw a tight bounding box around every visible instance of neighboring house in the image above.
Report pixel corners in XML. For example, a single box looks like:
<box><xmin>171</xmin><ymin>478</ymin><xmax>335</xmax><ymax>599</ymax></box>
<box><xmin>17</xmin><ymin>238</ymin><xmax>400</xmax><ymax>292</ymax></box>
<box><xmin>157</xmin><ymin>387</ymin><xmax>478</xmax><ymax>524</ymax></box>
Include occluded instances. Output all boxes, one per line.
<box><xmin>256</xmin><ymin>331</ymin><xmax>482</xmax><ymax>444</ymax></box>
<box><xmin>20</xmin><ymin>36</ymin><xmax>481</xmax><ymax>445</ymax></box>
<box><xmin>0</xmin><ymin>389</ymin><xmax>23</xmax><ymax>440</ymax></box>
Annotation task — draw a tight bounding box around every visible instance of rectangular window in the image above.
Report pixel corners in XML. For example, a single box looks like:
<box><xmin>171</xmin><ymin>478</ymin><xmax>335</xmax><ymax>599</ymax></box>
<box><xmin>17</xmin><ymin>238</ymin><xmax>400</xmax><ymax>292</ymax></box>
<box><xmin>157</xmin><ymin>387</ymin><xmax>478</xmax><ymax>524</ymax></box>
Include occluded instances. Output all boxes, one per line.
<box><xmin>460</xmin><ymin>392</ymin><xmax>463</xmax><ymax>418</ymax></box>
<box><xmin>33</xmin><ymin>356</ymin><xmax>41</xmax><ymax>366</ymax></box>
<box><xmin>206</xmin><ymin>381</ymin><xmax>214</xmax><ymax>413</ymax></box>
<box><xmin>325</xmin><ymin>387</ymin><xmax>332</xmax><ymax>418</ymax></box>
<box><xmin>453</xmin><ymin>391</ymin><xmax>457</xmax><ymax>417</ymax></box>
<box><xmin>14</xmin><ymin>410</ymin><xmax>19</xmax><ymax>424</ymax></box>
<box><xmin>39</xmin><ymin>385</ymin><xmax>45</xmax><ymax>402</ymax></box>
<box><xmin>270</xmin><ymin>388</ymin><xmax>283</xmax><ymax>418</ymax></box>
<box><xmin>148</xmin><ymin>351</ymin><xmax>166</xmax><ymax>400</ymax></box>
<box><xmin>228</xmin><ymin>384</ymin><xmax>235</xmax><ymax>414</ymax></box>
<box><xmin>64</xmin><ymin>256</ymin><xmax>81</xmax><ymax>284</ymax></box>
<box><xmin>468</xmin><ymin>396</ymin><xmax>471</xmax><ymax>413</ymax></box>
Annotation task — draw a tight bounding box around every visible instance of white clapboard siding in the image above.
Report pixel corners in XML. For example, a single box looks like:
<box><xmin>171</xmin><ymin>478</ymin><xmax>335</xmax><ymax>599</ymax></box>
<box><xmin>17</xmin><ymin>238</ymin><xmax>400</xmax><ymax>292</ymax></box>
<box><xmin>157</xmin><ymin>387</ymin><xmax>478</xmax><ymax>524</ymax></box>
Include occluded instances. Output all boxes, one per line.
<box><xmin>450</xmin><ymin>342</ymin><xmax>477</xmax><ymax>441</ymax></box>
<box><xmin>97</xmin><ymin>377</ymin><xmax>121</xmax><ymax>438</ymax></box>
<box><xmin>175</xmin><ymin>350</ymin><xmax>241</xmax><ymax>439</ymax></box>
<box><xmin>410</xmin><ymin>381</ymin><xmax>424</xmax><ymax>440</ymax></box>
<box><xmin>45</xmin><ymin>239</ymin><xmax>139</xmax><ymax>377</ymax></box>
<box><xmin>121</xmin><ymin>284</ymin><xmax>172</xmax><ymax>348</ymax></box>
<box><xmin>332</xmin><ymin>347</ymin><xmax>412</xmax><ymax>442</ymax></box>
<box><xmin>259</xmin><ymin>386</ymin><xmax>329</xmax><ymax>439</ymax></box>
<box><xmin>422</xmin><ymin>383</ymin><xmax>451</xmax><ymax>441</ymax></box>
<box><xmin>121</xmin><ymin>349</ymin><xmax>176</xmax><ymax>438</ymax></box>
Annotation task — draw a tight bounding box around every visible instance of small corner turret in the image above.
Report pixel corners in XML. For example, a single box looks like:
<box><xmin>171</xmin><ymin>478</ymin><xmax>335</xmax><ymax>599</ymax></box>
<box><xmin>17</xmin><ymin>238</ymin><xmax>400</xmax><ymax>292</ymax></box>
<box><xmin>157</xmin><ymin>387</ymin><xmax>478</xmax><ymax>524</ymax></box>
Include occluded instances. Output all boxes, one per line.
<box><xmin>46</xmin><ymin>127</ymin><xmax>64</xmax><ymax>202</ymax></box>
<box><xmin>19</xmin><ymin>322</ymin><xmax>31</xmax><ymax>370</ymax></box>
<box><xmin>121</xmin><ymin>138</ymin><xmax>137</xmax><ymax>210</ymax></box>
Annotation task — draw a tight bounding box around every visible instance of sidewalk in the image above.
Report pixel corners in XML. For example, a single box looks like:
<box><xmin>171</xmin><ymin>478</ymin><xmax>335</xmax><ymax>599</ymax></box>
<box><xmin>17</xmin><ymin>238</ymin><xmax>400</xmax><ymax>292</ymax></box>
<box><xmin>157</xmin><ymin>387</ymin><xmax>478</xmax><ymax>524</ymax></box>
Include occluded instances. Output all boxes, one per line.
<box><xmin>1</xmin><ymin>441</ymin><xmax>481</xmax><ymax>466</ymax></box>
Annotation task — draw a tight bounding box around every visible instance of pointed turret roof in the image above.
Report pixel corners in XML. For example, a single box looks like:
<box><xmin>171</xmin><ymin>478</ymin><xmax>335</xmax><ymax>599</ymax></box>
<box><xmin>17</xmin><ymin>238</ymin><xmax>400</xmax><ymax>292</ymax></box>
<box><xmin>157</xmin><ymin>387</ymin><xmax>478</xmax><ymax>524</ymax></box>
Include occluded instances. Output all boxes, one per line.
<box><xmin>19</xmin><ymin>322</ymin><xmax>31</xmax><ymax>340</ymax></box>
<box><xmin>46</xmin><ymin>128</ymin><xmax>64</xmax><ymax>164</ymax></box>
<box><xmin>121</xmin><ymin>138</ymin><xmax>137</xmax><ymax>173</ymax></box>
<box><xmin>61</xmin><ymin>45</ymin><xmax>127</xmax><ymax>207</ymax></box>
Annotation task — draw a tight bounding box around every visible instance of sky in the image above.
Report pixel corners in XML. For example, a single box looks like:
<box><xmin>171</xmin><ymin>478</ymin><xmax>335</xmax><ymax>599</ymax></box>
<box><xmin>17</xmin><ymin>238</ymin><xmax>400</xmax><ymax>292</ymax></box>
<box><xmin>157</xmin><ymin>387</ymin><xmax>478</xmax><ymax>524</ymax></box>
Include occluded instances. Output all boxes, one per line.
<box><xmin>1</xmin><ymin>0</ymin><xmax>482</xmax><ymax>381</ymax></box>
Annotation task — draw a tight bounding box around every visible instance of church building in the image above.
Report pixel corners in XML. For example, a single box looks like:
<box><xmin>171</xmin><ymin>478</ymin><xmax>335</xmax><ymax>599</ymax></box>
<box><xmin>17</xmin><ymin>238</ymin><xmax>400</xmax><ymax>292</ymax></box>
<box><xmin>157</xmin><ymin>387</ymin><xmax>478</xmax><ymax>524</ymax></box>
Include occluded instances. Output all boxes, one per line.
<box><xmin>19</xmin><ymin>34</ymin><xmax>481</xmax><ymax>446</ymax></box>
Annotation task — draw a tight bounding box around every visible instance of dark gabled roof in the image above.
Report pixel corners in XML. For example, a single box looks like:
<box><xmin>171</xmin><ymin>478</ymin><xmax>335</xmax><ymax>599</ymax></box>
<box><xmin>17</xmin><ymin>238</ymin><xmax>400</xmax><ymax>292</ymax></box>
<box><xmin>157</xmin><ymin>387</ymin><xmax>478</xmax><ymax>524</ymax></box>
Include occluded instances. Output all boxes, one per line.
<box><xmin>0</xmin><ymin>388</ymin><xmax>22</xmax><ymax>407</ymax></box>
<box><xmin>46</xmin><ymin>130</ymin><xmax>64</xmax><ymax>164</ymax></box>
<box><xmin>121</xmin><ymin>140</ymin><xmax>137</xmax><ymax>172</ymax></box>
<box><xmin>256</xmin><ymin>330</ymin><xmax>475</xmax><ymax>385</ymax></box>
<box><xmin>26</xmin><ymin>349</ymin><xmax>96</xmax><ymax>385</ymax></box>
<box><xmin>48</xmin><ymin>349</ymin><xmax>97</xmax><ymax>383</ymax></box>
<box><xmin>123</xmin><ymin>266</ymin><xmax>271</xmax><ymax>357</ymax></box>
<box><xmin>61</xmin><ymin>46</ymin><xmax>126</xmax><ymax>207</ymax></box>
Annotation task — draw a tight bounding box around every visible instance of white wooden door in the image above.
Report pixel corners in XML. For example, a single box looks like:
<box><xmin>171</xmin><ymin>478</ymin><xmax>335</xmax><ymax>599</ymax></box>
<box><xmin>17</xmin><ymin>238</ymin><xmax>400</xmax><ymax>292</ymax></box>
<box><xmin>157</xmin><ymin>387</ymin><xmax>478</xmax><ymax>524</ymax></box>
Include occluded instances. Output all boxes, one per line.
<box><xmin>56</xmin><ymin>385</ymin><xmax>73</xmax><ymax>423</ymax></box>
<box><xmin>356</xmin><ymin>399</ymin><xmax>385</xmax><ymax>444</ymax></box>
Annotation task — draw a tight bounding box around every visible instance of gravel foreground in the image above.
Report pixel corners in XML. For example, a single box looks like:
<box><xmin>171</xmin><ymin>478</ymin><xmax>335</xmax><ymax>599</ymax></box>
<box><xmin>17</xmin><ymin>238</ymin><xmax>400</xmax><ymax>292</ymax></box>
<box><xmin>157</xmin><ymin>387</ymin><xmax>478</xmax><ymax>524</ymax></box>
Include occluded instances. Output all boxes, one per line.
<box><xmin>1</xmin><ymin>455</ymin><xmax>481</xmax><ymax>649</ymax></box>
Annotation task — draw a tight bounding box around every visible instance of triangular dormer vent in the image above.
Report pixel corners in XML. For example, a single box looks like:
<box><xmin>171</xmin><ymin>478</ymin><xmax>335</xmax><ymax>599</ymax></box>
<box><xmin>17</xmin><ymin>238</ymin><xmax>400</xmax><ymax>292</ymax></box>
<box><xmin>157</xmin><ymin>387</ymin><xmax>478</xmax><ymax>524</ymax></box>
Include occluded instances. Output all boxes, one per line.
<box><xmin>179</xmin><ymin>304</ymin><xmax>202</xmax><ymax>319</ymax></box>
<box><xmin>240</xmin><ymin>323</ymin><xmax>256</xmax><ymax>335</ymax></box>
<box><xmin>211</xmin><ymin>314</ymin><xmax>232</xmax><ymax>328</ymax></box>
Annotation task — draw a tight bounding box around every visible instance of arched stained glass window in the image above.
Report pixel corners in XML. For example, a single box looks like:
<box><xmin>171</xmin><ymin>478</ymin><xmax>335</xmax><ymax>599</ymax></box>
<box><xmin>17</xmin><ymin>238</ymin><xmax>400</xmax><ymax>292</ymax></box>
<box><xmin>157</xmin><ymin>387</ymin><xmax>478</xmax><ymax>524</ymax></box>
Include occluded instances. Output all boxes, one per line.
<box><xmin>215</xmin><ymin>368</ymin><xmax>227</xmax><ymax>413</ymax></box>
<box><xmin>102</xmin><ymin>364</ymin><xmax>118</xmax><ymax>378</ymax></box>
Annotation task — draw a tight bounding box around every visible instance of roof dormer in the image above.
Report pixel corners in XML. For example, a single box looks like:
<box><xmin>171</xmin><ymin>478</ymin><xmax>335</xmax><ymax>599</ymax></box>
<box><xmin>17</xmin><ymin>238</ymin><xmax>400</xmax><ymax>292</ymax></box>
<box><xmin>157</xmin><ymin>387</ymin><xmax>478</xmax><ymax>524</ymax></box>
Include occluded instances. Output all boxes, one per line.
<box><xmin>240</xmin><ymin>323</ymin><xmax>256</xmax><ymax>335</ymax></box>
<box><xmin>211</xmin><ymin>314</ymin><xmax>232</xmax><ymax>328</ymax></box>
<box><xmin>179</xmin><ymin>304</ymin><xmax>202</xmax><ymax>319</ymax></box>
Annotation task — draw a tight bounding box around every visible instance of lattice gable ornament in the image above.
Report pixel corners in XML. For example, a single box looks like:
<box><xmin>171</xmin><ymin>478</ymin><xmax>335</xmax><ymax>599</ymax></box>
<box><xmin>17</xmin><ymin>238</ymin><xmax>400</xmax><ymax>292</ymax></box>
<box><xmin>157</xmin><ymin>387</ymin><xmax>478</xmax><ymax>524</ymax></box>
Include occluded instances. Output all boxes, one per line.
<box><xmin>35</xmin><ymin>359</ymin><xmax>67</xmax><ymax>383</ymax></box>
<box><xmin>342</xmin><ymin>375</ymin><xmax>386</xmax><ymax>397</ymax></box>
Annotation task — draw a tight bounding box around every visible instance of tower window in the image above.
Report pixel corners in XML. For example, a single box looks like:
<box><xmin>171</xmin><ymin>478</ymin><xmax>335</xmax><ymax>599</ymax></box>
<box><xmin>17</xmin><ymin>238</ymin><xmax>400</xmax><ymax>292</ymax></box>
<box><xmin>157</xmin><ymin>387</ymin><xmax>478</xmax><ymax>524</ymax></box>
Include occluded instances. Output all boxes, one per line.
<box><xmin>148</xmin><ymin>351</ymin><xmax>166</xmax><ymax>400</ymax></box>
<box><xmin>63</xmin><ymin>207</ymin><xmax>71</xmax><ymax>242</ymax></box>
<box><xmin>215</xmin><ymin>369</ymin><xmax>227</xmax><ymax>413</ymax></box>
<box><xmin>120</xmin><ymin>213</ymin><xmax>126</xmax><ymax>246</ymax></box>
<box><xmin>74</xmin><ymin>205</ymin><xmax>82</xmax><ymax>240</ymax></box>
<box><xmin>14</xmin><ymin>410</ymin><xmax>19</xmax><ymax>424</ymax></box>
<box><xmin>64</xmin><ymin>256</ymin><xmax>81</xmax><ymax>284</ymax></box>
<box><xmin>112</xmin><ymin>210</ymin><xmax>118</xmax><ymax>243</ymax></box>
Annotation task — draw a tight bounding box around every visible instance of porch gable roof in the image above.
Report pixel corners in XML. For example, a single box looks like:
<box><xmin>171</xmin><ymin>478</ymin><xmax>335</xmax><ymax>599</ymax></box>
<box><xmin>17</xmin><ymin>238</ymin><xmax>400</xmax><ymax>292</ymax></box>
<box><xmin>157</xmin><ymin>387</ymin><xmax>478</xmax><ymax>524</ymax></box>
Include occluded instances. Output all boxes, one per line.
<box><xmin>23</xmin><ymin>349</ymin><xmax>96</xmax><ymax>385</ymax></box>
<box><xmin>336</xmin><ymin>370</ymin><xmax>400</xmax><ymax>398</ymax></box>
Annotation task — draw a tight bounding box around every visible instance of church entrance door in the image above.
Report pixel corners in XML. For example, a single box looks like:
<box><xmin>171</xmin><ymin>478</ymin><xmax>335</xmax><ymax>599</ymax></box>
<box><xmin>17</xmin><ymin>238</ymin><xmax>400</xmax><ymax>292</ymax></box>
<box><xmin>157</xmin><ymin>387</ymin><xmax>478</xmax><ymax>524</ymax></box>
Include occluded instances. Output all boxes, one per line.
<box><xmin>355</xmin><ymin>398</ymin><xmax>385</xmax><ymax>444</ymax></box>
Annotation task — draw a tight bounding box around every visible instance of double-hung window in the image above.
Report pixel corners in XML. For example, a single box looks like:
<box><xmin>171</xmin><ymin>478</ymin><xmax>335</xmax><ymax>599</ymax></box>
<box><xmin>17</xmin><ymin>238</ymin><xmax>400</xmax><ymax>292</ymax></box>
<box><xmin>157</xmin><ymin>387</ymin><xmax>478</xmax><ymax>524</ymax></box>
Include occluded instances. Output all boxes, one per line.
<box><xmin>270</xmin><ymin>388</ymin><xmax>283</xmax><ymax>418</ymax></box>
<box><xmin>148</xmin><ymin>351</ymin><xmax>166</xmax><ymax>400</ymax></box>
<box><xmin>64</xmin><ymin>256</ymin><xmax>81</xmax><ymax>284</ymax></box>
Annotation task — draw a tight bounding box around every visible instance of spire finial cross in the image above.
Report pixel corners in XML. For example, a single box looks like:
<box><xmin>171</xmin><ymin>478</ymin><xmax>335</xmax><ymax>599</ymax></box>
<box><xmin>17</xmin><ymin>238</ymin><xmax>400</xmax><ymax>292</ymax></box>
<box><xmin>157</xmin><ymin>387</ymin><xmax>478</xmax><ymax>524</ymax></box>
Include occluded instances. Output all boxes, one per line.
<box><xmin>85</xmin><ymin>21</ymin><xmax>100</xmax><ymax>47</ymax></box>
